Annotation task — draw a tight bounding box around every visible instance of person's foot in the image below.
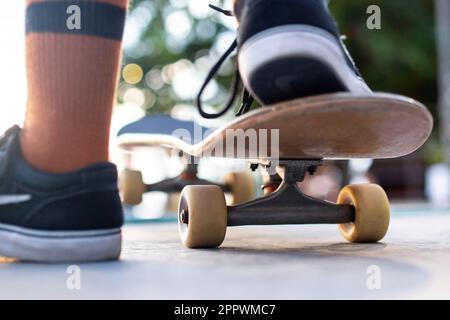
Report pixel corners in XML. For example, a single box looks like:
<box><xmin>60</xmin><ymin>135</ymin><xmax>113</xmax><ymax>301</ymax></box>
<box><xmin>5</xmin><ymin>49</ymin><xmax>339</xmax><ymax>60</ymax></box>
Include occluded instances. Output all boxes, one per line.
<box><xmin>0</xmin><ymin>126</ymin><xmax>123</xmax><ymax>262</ymax></box>
<box><xmin>235</xmin><ymin>0</ymin><xmax>371</xmax><ymax>104</ymax></box>
<box><xmin>198</xmin><ymin>0</ymin><xmax>372</xmax><ymax>118</ymax></box>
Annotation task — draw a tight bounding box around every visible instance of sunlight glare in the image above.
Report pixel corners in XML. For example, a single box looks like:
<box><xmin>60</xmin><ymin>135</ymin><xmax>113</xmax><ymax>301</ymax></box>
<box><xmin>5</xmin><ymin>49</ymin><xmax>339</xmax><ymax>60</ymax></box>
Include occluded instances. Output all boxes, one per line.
<box><xmin>0</xmin><ymin>2</ymin><xmax>26</xmax><ymax>134</ymax></box>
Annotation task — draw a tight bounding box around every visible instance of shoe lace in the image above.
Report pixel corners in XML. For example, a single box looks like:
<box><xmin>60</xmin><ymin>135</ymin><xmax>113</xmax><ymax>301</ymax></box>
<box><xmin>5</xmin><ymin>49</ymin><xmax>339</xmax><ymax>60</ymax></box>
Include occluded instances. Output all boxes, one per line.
<box><xmin>196</xmin><ymin>4</ymin><xmax>255</xmax><ymax>119</ymax></box>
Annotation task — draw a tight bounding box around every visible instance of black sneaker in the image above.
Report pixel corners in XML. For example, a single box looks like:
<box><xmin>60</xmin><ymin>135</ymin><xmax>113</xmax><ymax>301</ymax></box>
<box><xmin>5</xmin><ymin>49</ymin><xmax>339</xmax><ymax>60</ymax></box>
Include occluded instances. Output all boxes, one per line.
<box><xmin>197</xmin><ymin>0</ymin><xmax>371</xmax><ymax>118</ymax></box>
<box><xmin>0</xmin><ymin>126</ymin><xmax>123</xmax><ymax>262</ymax></box>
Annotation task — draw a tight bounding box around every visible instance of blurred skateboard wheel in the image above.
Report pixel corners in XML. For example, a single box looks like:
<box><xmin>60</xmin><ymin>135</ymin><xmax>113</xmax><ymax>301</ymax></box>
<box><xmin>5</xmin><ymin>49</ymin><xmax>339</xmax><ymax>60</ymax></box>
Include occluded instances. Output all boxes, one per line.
<box><xmin>167</xmin><ymin>193</ymin><xmax>180</xmax><ymax>212</ymax></box>
<box><xmin>120</xmin><ymin>168</ymin><xmax>145</xmax><ymax>205</ymax></box>
<box><xmin>225</xmin><ymin>171</ymin><xmax>255</xmax><ymax>205</ymax></box>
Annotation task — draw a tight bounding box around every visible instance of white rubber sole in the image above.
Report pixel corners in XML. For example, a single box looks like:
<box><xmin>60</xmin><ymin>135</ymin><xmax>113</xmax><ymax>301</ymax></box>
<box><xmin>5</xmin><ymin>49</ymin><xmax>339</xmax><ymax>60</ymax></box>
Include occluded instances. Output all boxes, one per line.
<box><xmin>0</xmin><ymin>223</ymin><xmax>121</xmax><ymax>262</ymax></box>
<box><xmin>238</xmin><ymin>25</ymin><xmax>372</xmax><ymax>95</ymax></box>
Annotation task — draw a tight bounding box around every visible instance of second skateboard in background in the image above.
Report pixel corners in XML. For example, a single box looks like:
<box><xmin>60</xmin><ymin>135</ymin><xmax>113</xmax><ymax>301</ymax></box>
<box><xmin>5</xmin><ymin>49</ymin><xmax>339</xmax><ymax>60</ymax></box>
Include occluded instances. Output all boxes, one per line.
<box><xmin>117</xmin><ymin>114</ymin><xmax>255</xmax><ymax>210</ymax></box>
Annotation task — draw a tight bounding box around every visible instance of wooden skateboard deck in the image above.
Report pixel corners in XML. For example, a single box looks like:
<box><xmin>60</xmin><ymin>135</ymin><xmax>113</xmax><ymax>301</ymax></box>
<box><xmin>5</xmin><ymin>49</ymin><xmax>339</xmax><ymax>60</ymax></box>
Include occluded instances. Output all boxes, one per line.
<box><xmin>117</xmin><ymin>93</ymin><xmax>433</xmax><ymax>160</ymax></box>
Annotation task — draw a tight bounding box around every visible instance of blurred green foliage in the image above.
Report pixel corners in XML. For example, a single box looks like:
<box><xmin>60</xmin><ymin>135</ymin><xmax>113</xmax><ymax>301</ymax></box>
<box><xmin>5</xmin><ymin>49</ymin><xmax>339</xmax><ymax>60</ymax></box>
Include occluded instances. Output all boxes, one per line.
<box><xmin>120</xmin><ymin>0</ymin><xmax>236</xmax><ymax>113</ymax></box>
<box><xmin>330</xmin><ymin>0</ymin><xmax>437</xmax><ymax>108</ymax></box>
<box><xmin>121</xmin><ymin>0</ymin><xmax>439</xmax><ymax>159</ymax></box>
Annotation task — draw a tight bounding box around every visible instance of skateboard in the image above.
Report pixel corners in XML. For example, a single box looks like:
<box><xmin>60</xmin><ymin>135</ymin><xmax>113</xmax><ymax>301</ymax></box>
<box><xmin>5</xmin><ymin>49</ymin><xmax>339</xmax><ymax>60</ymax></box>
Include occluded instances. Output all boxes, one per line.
<box><xmin>118</xmin><ymin>93</ymin><xmax>433</xmax><ymax>248</ymax></box>
<box><xmin>117</xmin><ymin>114</ymin><xmax>255</xmax><ymax>208</ymax></box>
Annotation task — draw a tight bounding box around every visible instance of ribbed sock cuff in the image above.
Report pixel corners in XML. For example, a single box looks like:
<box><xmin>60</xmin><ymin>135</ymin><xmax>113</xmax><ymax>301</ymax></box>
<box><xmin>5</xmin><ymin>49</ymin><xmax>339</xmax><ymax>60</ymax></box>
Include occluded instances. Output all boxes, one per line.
<box><xmin>26</xmin><ymin>0</ymin><xmax>126</xmax><ymax>40</ymax></box>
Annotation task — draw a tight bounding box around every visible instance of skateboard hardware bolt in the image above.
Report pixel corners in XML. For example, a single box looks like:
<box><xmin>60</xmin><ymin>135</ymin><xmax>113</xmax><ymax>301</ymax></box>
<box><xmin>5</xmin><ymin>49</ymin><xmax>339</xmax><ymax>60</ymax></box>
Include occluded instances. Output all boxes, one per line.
<box><xmin>179</xmin><ymin>209</ymin><xmax>189</xmax><ymax>224</ymax></box>
<box><xmin>277</xmin><ymin>160</ymin><xmax>323</xmax><ymax>182</ymax></box>
<box><xmin>308</xmin><ymin>166</ymin><xmax>318</xmax><ymax>176</ymax></box>
<box><xmin>261</xmin><ymin>184</ymin><xmax>280</xmax><ymax>194</ymax></box>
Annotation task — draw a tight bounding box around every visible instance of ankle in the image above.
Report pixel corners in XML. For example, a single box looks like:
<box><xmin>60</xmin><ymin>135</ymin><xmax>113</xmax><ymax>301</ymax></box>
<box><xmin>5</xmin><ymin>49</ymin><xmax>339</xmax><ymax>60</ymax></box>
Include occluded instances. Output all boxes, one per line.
<box><xmin>19</xmin><ymin>127</ymin><xmax>109</xmax><ymax>173</ymax></box>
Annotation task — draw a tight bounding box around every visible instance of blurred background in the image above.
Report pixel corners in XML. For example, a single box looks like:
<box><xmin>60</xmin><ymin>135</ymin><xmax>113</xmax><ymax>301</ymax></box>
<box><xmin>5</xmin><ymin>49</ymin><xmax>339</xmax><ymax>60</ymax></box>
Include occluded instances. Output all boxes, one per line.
<box><xmin>0</xmin><ymin>0</ymin><xmax>448</xmax><ymax>218</ymax></box>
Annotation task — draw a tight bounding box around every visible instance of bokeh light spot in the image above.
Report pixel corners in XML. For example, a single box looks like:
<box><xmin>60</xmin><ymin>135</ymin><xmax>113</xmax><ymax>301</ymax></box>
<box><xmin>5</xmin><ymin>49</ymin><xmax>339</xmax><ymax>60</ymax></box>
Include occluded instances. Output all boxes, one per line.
<box><xmin>122</xmin><ymin>63</ymin><xmax>144</xmax><ymax>84</ymax></box>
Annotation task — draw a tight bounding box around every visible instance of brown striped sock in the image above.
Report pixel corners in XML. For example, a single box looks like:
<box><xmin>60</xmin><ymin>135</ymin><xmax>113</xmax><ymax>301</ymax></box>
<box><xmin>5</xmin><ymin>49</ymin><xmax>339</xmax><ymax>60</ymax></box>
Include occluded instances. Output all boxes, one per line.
<box><xmin>21</xmin><ymin>0</ymin><xmax>128</xmax><ymax>173</ymax></box>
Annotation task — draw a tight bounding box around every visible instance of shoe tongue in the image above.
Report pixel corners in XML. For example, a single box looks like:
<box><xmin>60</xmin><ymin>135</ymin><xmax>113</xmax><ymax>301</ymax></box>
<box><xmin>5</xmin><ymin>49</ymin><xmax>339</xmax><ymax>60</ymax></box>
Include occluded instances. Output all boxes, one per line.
<box><xmin>3</xmin><ymin>130</ymin><xmax>74</xmax><ymax>190</ymax></box>
<box><xmin>0</xmin><ymin>126</ymin><xmax>22</xmax><ymax>178</ymax></box>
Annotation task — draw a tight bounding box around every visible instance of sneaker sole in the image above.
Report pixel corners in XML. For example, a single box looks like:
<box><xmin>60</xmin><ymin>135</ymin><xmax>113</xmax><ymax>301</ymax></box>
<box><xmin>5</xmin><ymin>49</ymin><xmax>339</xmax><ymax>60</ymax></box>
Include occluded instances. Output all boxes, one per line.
<box><xmin>0</xmin><ymin>223</ymin><xmax>121</xmax><ymax>262</ymax></box>
<box><xmin>238</xmin><ymin>25</ymin><xmax>372</xmax><ymax>104</ymax></box>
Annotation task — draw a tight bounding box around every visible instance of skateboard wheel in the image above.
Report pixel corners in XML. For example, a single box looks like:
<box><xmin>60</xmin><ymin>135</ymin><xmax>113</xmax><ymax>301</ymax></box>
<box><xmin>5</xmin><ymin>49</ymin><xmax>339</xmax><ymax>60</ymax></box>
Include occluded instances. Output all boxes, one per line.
<box><xmin>225</xmin><ymin>171</ymin><xmax>255</xmax><ymax>205</ymax></box>
<box><xmin>119</xmin><ymin>168</ymin><xmax>146</xmax><ymax>205</ymax></box>
<box><xmin>337</xmin><ymin>184</ymin><xmax>390</xmax><ymax>243</ymax></box>
<box><xmin>178</xmin><ymin>185</ymin><xmax>227</xmax><ymax>248</ymax></box>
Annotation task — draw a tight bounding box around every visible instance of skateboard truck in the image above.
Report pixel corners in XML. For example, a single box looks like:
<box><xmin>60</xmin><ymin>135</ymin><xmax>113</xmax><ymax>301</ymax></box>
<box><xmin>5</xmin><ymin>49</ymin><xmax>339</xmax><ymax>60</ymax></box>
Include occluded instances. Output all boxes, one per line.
<box><xmin>228</xmin><ymin>160</ymin><xmax>355</xmax><ymax>226</ymax></box>
<box><xmin>144</xmin><ymin>158</ymin><xmax>231</xmax><ymax>193</ymax></box>
<box><xmin>120</xmin><ymin>154</ymin><xmax>255</xmax><ymax>207</ymax></box>
<box><xmin>178</xmin><ymin>158</ymin><xmax>392</xmax><ymax>248</ymax></box>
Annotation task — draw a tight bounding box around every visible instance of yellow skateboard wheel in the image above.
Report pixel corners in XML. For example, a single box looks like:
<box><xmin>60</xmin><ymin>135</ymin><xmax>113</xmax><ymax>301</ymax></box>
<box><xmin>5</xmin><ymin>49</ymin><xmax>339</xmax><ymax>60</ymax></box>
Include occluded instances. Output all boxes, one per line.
<box><xmin>178</xmin><ymin>185</ymin><xmax>227</xmax><ymax>248</ymax></box>
<box><xmin>337</xmin><ymin>184</ymin><xmax>390</xmax><ymax>243</ymax></box>
<box><xmin>119</xmin><ymin>168</ymin><xmax>146</xmax><ymax>205</ymax></box>
<box><xmin>224</xmin><ymin>171</ymin><xmax>255</xmax><ymax>205</ymax></box>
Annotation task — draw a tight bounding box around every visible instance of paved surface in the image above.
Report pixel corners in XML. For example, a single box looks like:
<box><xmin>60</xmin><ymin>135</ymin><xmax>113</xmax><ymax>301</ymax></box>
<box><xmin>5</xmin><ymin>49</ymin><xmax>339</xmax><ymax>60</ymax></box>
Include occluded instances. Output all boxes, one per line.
<box><xmin>1</xmin><ymin>209</ymin><xmax>450</xmax><ymax>299</ymax></box>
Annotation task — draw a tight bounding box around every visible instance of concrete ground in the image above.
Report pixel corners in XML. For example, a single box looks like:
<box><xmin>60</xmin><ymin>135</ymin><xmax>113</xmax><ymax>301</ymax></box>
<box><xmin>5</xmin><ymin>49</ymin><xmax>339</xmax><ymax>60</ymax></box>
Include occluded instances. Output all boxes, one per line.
<box><xmin>1</xmin><ymin>206</ymin><xmax>450</xmax><ymax>300</ymax></box>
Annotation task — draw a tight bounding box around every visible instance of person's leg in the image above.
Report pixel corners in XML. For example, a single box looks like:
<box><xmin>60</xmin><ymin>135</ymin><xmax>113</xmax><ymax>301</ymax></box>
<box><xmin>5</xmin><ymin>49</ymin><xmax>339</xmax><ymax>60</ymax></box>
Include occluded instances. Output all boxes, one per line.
<box><xmin>22</xmin><ymin>0</ymin><xmax>127</xmax><ymax>173</ymax></box>
<box><xmin>0</xmin><ymin>0</ymin><xmax>127</xmax><ymax>262</ymax></box>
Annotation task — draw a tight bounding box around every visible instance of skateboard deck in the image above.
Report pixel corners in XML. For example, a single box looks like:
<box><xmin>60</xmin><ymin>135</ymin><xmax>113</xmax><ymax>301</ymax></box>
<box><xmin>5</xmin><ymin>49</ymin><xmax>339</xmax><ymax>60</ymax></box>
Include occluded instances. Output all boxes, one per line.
<box><xmin>118</xmin><ymin>114</ymin><xmax>212</xmax><ymax>145</ymax></box>
<box><xmin>118</xmin><ymin>93</ymin><xmax>433</xmax><ymax>161</ymax></box>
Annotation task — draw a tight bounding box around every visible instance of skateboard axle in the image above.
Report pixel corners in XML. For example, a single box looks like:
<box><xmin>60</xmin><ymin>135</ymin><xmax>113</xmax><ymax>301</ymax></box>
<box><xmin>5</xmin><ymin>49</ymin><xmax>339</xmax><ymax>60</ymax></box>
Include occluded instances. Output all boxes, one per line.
<box><xmin>227</xmin><ymin>183</ymin><xmax>354</xmax><ymax>226</ymax></box>
<box><xmin>179</xmin><ymin>209</ymin><xmax>189</xmax><ymax>224</ymax></box>
<box><xmin>145</xmin><ymin>163</ymin><xmax>231</xmax><ymax>193</ymax></box>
